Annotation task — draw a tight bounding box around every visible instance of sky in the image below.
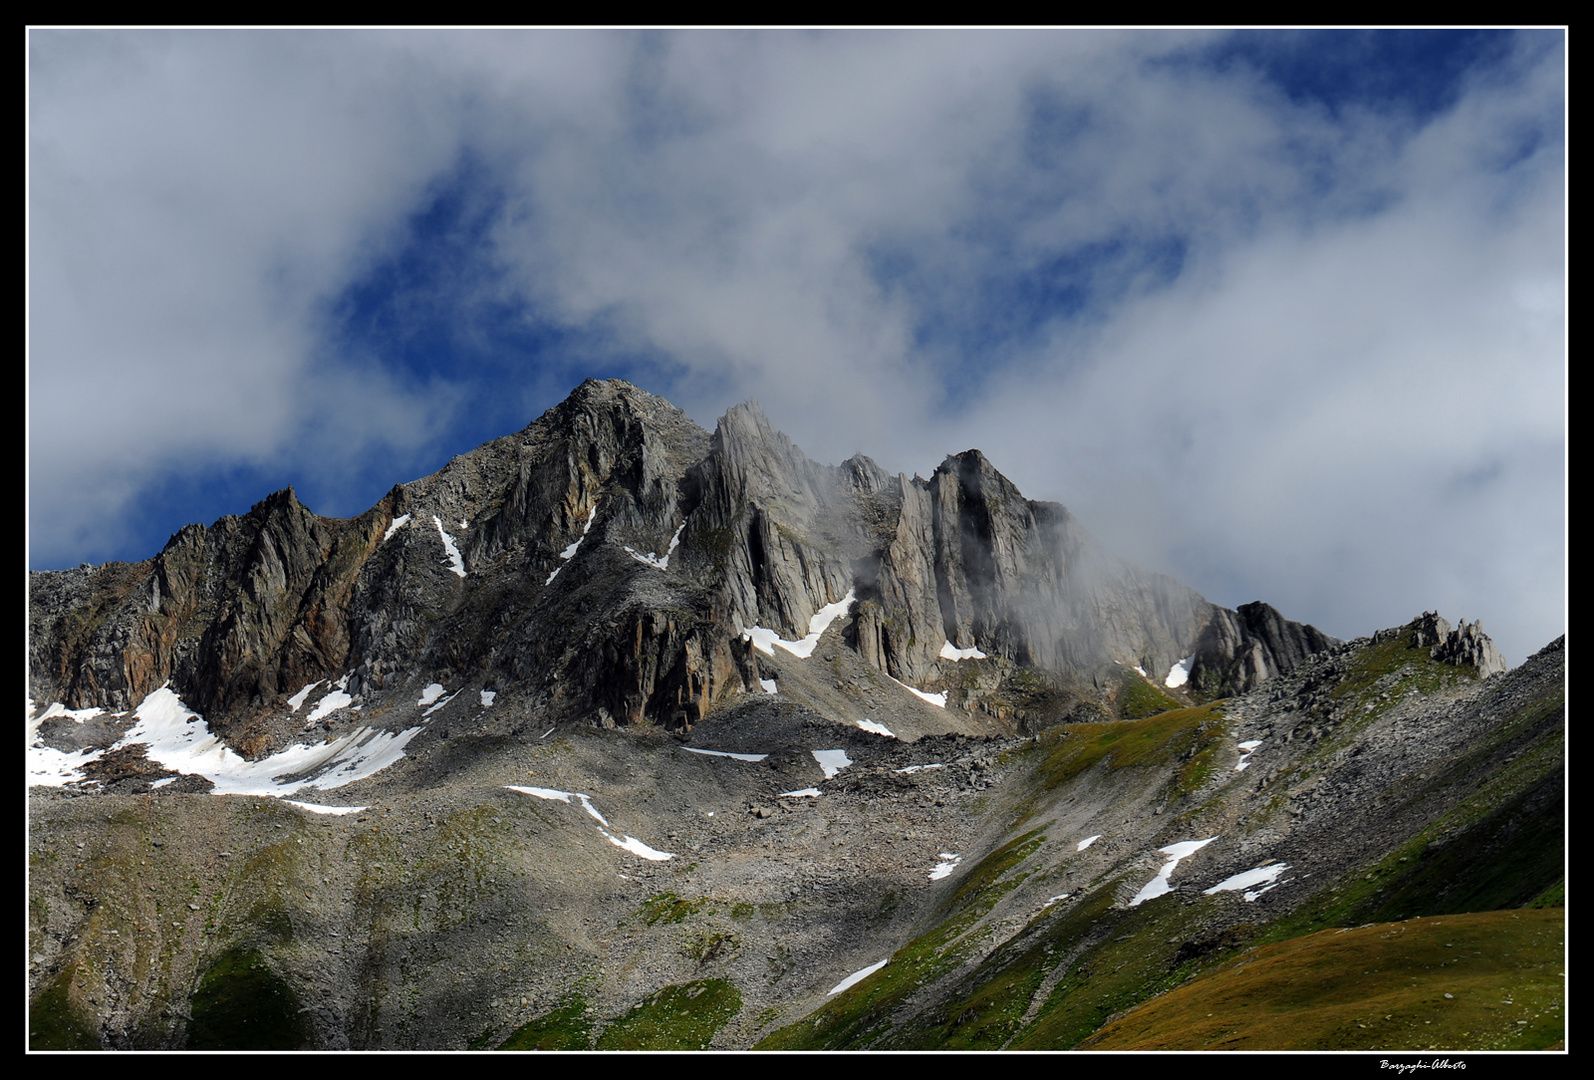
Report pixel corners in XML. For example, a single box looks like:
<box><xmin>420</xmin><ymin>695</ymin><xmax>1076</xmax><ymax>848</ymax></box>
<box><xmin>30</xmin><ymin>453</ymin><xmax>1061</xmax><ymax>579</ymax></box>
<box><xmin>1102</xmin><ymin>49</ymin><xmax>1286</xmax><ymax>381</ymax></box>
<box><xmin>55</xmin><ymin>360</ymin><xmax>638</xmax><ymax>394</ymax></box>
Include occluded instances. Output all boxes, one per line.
<box><xmin>27</xmin><ymin>29</ymin><xmax>1565</xmax><ymax>665</ymax></box>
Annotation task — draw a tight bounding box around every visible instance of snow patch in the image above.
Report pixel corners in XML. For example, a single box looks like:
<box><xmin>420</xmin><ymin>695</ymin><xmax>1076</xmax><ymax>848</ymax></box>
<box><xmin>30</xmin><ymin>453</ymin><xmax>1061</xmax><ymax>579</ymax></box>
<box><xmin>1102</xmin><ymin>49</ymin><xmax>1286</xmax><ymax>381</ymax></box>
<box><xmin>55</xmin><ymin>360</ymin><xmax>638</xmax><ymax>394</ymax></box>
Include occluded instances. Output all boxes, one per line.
<box><xmin>53</xmin><ymin>686</ymin><xmax>425</xmax><ymax>798</ymax></box>
<box><xmin>683</xmin><ymin>747</ymin><xmax>768</xmax><ymax>763</ymax></box>
<box><xmin>1204</xmin><ymin>862</ymin><xmax>1290</xmax><ymax>899</ymax></box>
<box><xmin>939</xmin><ymin>640</ymin><xmax>987</xmax><ymax>661</ymax></box>
<box><xmin>893</xmin><ymin>763</ymin><xmax>945</xmax><ymax>774</ymax></box>
<box><xmin>27</xmin><ymin>701</ymin><xmax>114</xmax><ymax>785</ymax></box>
<box><xmin>889</xmin><ymin>675</ymin><xmax>947</xmax><ymax>708</ymax></box>
<box><xmin>287</xmin><ymin>682</ymin><xmax>320</xmax><ymax>712</ymax></box>
<box><xmin>1043</xmin><ymin>894</ymin><xmax>1070</xmax><ymax>907</ymax></box>
<box><xmin>1235</xmin><ymin>739</ymin><xmax>1263</xmax><ymax>771</ymax></box>
<box><xmin>1165</xmin><ymin>655</ymin><xmax>1193</xmax><ymax>689</ymax></box>
<box><xmin>422</xmin><ymin>692</ymin><xmax>458</xmax><ymax>718</ymax></box>
<box><xmin>1132</xmin><ymin>664</ymin><xmax>1148</xmax><ymax>677</ymax></box>
<box><xmin>929</xmin><ymin>853</ymin><xmax>961</xmax><ymax>880</ymax></box>
<box><xmin>560</xmin><ymin>506</ymin><xmax>597</xmax><ymax>559</ymax></box>
<box><xmin>504</xmin><ymin>786</ymin><xmax>673</xmax><ymax>861</ymax></box>
<box><xmin>508</xmin><ymin>786</ymin><xmax>575</xmax><ymax>804</ymax></box>
<box><xmin>778</xmin><ymin>787</ymin><xmax>821</xmax><ymax>798</ymax></box>
<box><xmin>1130</xmin><ymin>837</ymin><xmax>1219</xmax><ymax>906</ymax></box>
<box><xmin>760</xmin><ymin>678</ymin><xmax>778</xmax><ymax>694</ymax></box>
<box><xmin>480</xmin><ymin>691</ymin><xmax>496</xmax><ymax>707</ymax></box>
<box><xmin>601</xmin><ymin>831</ymin><xmax>674</xmax><ymax>861</ymax></box>
<box><xmin>1077</xmin><ymin>834</ymin><xmax>1102</xmax><ymax>851</ymax></box>
<box><xmin>382</xmin><ymin>514</ymin><xmax>411</xmax><ymax>543</ymax></box>
<box><xmin>623</xmin><ymin>523</ymin><xmax>686</xmax><ymax>570</ymax></box>
<box><xmin>432</xmin><ymin>516</ymin><xmax>466</xmax><ymax>577</ymax></box>
<box><xmin>575</xmin><ymin>794</ymin><xmax>609</xmax><ymax>826</ymax></box>
<box><xmin>548</xmin><ymin>506</ymin><xmax>598</xmax><ymax>584</ymax></box>
<box><xmin>417</xmin><ymin>684</ymin><xmax>445</xmax><ymax>707</ymax></box>
<box><xmin>742</xmin><ymin>588</ymin><xmax>856</xmax><ymax>659</ymax></box>
<box><xmin>285</xmin><ymin>800</ymin><xmax>367</xmax><ymax>816</ymax></box>
<box><xmin>828</xmin><ymin>959</ymin><xmax>888</xmax><ymax>995</ymax></box>
<box><xmin>811</xmin><ymin>749</ymin><xmax>853</xmax><ymax>779</ymax></box>
<box><xmin>305</xmin><ymin>690</ymin><xmax>353</xmax><ymax>726</ymax></box>
<box><xmin>856</xmin><ymin>718</ymin><xmax>895</xmax><ymax>737</ymax></box>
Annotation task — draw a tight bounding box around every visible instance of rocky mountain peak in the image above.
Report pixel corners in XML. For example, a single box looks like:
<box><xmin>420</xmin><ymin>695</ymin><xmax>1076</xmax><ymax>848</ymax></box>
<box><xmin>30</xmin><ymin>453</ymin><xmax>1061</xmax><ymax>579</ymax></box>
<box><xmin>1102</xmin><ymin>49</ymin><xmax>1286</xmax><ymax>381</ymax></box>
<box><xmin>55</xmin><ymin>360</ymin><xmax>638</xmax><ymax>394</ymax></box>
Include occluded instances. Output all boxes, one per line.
<box><xmin>33</xmin><ymin>381</ymin><xmax>1354</xmax><ymax>753</ymax></box>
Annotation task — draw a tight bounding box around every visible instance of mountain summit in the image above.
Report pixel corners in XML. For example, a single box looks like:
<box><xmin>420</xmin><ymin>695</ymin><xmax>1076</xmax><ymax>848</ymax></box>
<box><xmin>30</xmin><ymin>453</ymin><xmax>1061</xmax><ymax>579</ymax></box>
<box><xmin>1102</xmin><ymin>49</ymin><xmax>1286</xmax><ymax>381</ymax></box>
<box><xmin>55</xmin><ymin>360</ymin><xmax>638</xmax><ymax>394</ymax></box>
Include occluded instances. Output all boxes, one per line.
<box><xmin>27</xmin><ymin>380</ymin><xmax>1561</xmax><ymax>1051</ymax></box>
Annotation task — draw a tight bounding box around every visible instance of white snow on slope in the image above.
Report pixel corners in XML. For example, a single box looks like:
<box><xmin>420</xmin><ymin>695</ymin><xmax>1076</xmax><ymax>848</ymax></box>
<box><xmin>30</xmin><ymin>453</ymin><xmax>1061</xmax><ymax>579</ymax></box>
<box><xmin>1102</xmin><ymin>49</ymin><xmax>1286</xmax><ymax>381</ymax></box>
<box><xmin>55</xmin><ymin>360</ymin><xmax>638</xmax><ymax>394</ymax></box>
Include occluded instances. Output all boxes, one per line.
<box><xmin>305</xmin><ymin>690</ymin><xmax>353</xmax><ymax>726</ymax></box>
<box><xmin>417</xmin><ymin>684</ymin><xmax>445</xmax><ymax>707</ymax></box>
<box><xmin>742</xmin><ymin>588</ymin><xmax>856</xmax><ymax>659</ymax></box>
<box><xmin>548</xmin><ymin>505</ymin><xmax>599</xmax><ymax>585</ymax></box>
<box><xmin>603</xmin><ymin>833</ymin><xmax>674</xmax><ymax>861</ymax></box>
<box><xmin>1130</xmin><ymin>837</ymin><xmax>1219</xmax><ymax>906</ymax></box>
<box><xmin>828</xmin><ymin>959</ymin><xmax>888</xmax><ymax>995</ymax></box>
<box><xmin>811</xmin><ymin>749</ymin><xmax>853</xmax><ymax>779</ymax></box>
<box><xmin>856</xmin><ymin>719</ymin><xmax>895</xmax><ymax>737</ymax></box>
<box><xmin>287</xmin><ymin>682</ymin><xmax>320</xmax><ymax>712</ymax></box>
<box><xmin>27</xmin><ymin>739</ymin><xmax>96</xmax><ymax>787</ymax></box>
<box><xmin>1043</xmin><ymin>894</ymin><xmax>1070</xmax><ymax>907</ymax></box>
<box><xmin>939</xmin><ymin>640</ymin><xmax>987</xmax><ymax>661</ymax></box>
<box><xmin>575</xmin><ymin>794</ymin><xmax>608</xmax><ymax>826</ymax></box>
<box><xmin>28</xmin><ymin>702</ymin><xmax>107</xmax><ymax>785</ymax></box>
<box><xmin>285</xmin><ymin>800</ymin><xmax>367</xmax><ymax>816</ymax></box>
<box><xmin>929</xmin><ymin>853</ymin><xmax>961</xmax><ymax>880</ymax></box>
<box><xmin>623</xmin><ymin>523</ymin><xmax>686</xmax><ymax>570</ymax></box>
<box><xmin>760</xmin><ymin>678</ymin><xmax>778</xmax><ymax>694</ymax></box>
<box><xmin>1132</xmin><ymin>664</ymin><xmax>1148</xmax><ymax>677</ymax></box>
<box><xmin>480</xmin><ymin>691</ymin><xmax>496</xmax><ymax>707</ymax></box>
<box><xmin>1204</xmin><ymin>862</ymin><xmax>1290</xmax><ymax>899</ymax></box>
<box><xmin>382</xmin><ymin>514</ymin><xmax>411</xmax><ymax>543</ymax></box>
<box><xmin>560</xmin><ymin>506</ymin><xmax>597</xmax><ymax>559</ymax></box>
<box><xmin>683</xmin><ymin>747</ymin><xmax>768</xmax><ymax>762</ymax></box>
<box><xmin>504</xmin><ymin>785</ymin><xmax>673</xmax><ymax>861</ymax></box>
<box><xmin>1165</xmin><ymin>655</ymin><xmax>1193</xmax><ymax>689</ymax></box>
<box><xmin>422</xmin><ymin>691</ymin><xmax>458</xmax><ymax>718</ymax></box>
<box><xmin>889</xmin><ymin>675</ymin><xmax>947</xmax><ymax>708</ymax></box>
<box><xmin>28</xmin><ymin>686</ymin><xmax>423</xmax><ymax>797</ymax></box>
<box><xmin>893</xmin><ymin>763</ymin><xmax>945</xmax><ymax>774</ymax></box>
<box><xmin>32</xmin><ymin>701</ymin><xmax>105</xmax><ymax>725</ymax></box>
<box><xmin>432</xmin><ymin>516</ymin><xmax>466</xmax><ymax>578</ymax></box>
<box><xmin>779</xmin><ymin>787</ymin><xmax>822</xmax><ymax>798</ymax></box>
<box><xmin>510</xmin><ymin>785</ymin><xmax>577</xmax><ymax>804</ymax></box>
<box><xmin>1077</xmin><ymin>834</ymin><xmax>1102</xmax><ymax>851</ymax></box>
<box><xmin>1235</xmin><ymin>739</ymin><xmax>1263</xmax><ymax>771</ymax></box>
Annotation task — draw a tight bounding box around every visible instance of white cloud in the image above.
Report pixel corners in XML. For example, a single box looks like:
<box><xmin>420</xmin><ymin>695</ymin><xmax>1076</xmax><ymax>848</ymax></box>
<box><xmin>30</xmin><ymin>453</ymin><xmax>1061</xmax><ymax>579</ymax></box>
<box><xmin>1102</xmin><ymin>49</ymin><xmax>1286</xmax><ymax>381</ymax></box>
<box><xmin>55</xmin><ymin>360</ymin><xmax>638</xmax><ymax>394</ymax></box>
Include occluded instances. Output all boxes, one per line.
<box><xmin>28</xmin><ymin>30</ymin><xmax>1563</xmax><ymax>662</ymax></box>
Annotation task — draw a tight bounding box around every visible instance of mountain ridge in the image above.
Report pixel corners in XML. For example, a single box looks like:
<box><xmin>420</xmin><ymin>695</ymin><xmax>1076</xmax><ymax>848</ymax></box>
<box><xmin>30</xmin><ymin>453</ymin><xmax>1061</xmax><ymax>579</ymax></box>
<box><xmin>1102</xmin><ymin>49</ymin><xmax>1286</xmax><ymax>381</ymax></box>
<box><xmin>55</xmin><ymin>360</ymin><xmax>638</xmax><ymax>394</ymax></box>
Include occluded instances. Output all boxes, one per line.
<box><xmin>29</xmin><ymin>378</ymin><xmax>1336</xmax><ymax>757</ymax></box>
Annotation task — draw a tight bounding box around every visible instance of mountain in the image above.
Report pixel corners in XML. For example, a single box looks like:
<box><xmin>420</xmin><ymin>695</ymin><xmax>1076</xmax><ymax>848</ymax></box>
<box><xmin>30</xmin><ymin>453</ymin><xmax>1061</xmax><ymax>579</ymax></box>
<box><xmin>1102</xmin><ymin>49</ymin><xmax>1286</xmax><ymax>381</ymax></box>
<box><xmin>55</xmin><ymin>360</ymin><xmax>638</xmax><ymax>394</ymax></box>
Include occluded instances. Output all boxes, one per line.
<box><xmin>26</xmin><ymin>379</ymin><xmax>1563</xmax><ymax>1051</ymax></box>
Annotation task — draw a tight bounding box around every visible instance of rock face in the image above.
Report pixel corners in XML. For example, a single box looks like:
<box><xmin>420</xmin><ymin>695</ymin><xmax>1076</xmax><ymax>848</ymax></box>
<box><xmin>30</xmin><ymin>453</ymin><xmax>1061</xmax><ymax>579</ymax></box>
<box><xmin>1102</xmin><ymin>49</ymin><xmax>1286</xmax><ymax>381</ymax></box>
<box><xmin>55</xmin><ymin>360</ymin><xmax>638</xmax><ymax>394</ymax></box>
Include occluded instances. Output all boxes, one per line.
<box><xmin>1423</xmin><ymin>614</ymin><xmax>1509</xmax><ymax>679</ymax></box>
<box><xmin>30</xmin><ymin>379</ymin><xmax>1348</xmax><ymax>751</ymax></box>
<box><xmin>1186</xmin><ymin>600</ymin><xmax>1339</xmax><ymax>698</ymax></box>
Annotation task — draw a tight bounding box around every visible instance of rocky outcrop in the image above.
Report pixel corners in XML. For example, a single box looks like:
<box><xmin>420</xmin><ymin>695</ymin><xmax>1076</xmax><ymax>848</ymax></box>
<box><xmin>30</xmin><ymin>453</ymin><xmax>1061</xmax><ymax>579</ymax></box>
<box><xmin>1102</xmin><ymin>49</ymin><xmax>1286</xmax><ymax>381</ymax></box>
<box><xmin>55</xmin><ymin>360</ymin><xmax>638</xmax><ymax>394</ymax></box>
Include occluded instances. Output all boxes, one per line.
<box><xmin>1186</xmin><ymin>600</ymin><xmax>1338</xmax><ymax>698</ymax></box>
<box><xmin>1423</xmin><ymin>613</ymin><xmax>1508</xmax><ymax>678</ymax></box>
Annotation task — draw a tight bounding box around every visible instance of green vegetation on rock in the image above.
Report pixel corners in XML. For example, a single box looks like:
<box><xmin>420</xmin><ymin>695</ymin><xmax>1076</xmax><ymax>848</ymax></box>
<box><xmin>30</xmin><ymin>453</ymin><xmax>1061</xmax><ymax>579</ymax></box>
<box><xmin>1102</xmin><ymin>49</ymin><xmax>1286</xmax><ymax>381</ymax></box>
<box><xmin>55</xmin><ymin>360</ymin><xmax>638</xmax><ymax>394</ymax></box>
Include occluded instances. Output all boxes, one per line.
<box><xmin>29</xmin><ymin>970</ymin><xmax>101</xmax><ymax>1050</ymax></box>
<box><xmin>1080</xmin><ymin>909</ymin><xmax>1565</xmax><ymax>1051</ymax></box>
<box><xmin>496</xmin><ymin>994</ymin><xmax>593</xmax><ymax>1050</ymax></box>
<box><xmin>186</xmin><ymin>947</ymin><xmax>311</xmax><ymax>1050</ymax></box>
<box><xmin>594</xmin><ymin>979</ymin><xmax>742</xmax><ymax>1049</ymax></box>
